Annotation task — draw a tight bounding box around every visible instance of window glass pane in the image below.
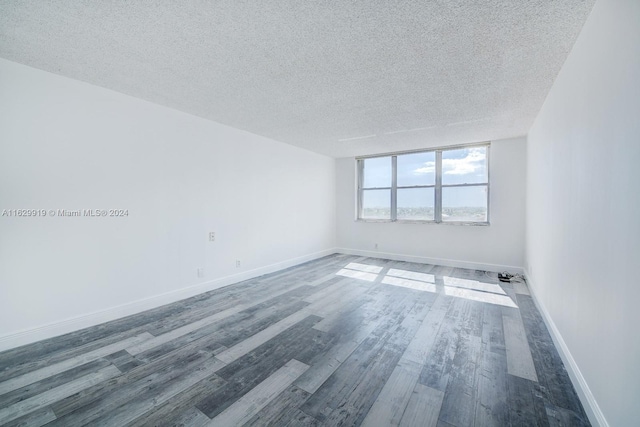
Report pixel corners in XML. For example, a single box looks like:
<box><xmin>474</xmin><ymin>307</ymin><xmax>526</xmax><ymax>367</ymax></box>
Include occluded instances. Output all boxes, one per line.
<box><xmin>397</xmin><ymin>188</ymin><xmax>434</xmax><ymax>221</ymax></box>
<box><xmin>442</xmin><ymin>146</ymin><xmax>487</xmax><ymax>185</ymax></box>
<box><xmin>442</xmin><ymin>186</ymin><xmax>488</xmax><ymax>222</ymax></box>
<box><xmin>362</xmin><ymin>157</ymin><xmax>391</xmax><ymax>188</ymax></box>
<box><xmin>397</xmin><ymin>152</ymin><xmax>435</xmax><ymax>187</ymax></box>
<box><xmin>361</xmin><ymin>189</ymin><xmax>390</xmax><ymax>219</ymax></box>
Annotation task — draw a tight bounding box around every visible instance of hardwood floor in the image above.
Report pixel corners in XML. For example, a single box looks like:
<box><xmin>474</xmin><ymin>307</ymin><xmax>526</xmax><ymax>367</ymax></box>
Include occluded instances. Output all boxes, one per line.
<box><xmin>0</xmin><ymin>254</ymin><xmax>590</xmax><ymax>426</ymax></box>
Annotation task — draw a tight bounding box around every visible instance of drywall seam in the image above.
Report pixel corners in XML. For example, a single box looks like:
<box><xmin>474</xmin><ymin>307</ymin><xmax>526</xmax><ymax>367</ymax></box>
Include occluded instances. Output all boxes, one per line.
<box><xmin>0</xmin><ymin>248</ymin><xmax>337</xmax><ymax>352</ymax></box>
<box><xmin>524</xmin><ymin>270</ymin><xmax>609</xmax><ymax>427</ymax></box>
<box><xmin>336</xmin><ymin>247</ymin><xmax>524</xmax><ymax>274</ymax></box>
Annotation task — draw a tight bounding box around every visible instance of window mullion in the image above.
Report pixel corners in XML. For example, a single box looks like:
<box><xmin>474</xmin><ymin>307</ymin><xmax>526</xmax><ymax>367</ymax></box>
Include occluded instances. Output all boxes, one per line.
<box><xmin>391</xmin><ymin>156</ymin><xmax>397</xmax><ymax>221</ymax></box>
<box><xmin>357</xmin><ymin>159</ymin><xmax>364</xmax><ymax>220</ymax></box>
<box><xmin>435</xmin><ymin>150</ymin><xmax>442</xmax><ymax>223</ymax></box>
<box><xmin>486</xmin><ymin>144</ymin><xmax>491</xmax><ymax>223</ymax></box>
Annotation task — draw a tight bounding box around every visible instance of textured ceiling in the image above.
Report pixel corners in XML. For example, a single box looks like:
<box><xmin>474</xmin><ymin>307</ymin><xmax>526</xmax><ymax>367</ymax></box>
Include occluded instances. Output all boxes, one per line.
<box><xmin>0</xmin><ymin>1</ymin><xmax>595</xmax><ymax>157</ymax></box>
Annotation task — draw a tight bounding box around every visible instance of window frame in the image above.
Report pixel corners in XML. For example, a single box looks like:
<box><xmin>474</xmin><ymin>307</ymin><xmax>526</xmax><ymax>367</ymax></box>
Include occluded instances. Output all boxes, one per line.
<box><xmin>356</xmin><ymin>142</ymin><xmax>490</xmax><ymax>225</ymax></box>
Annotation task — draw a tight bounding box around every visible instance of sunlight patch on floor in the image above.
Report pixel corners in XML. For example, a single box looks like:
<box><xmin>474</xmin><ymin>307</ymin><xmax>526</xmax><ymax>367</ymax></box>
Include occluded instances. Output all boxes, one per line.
<box><xmin>444</xmin><ymin>286</ymin><xmax>517</xmax><ymax>308</ymax></box>
<box><xmin>334</xmin><ymin>263</ymin><xmax>515</xmax><ymax>306</ymax></box>
<box><xmin>382</xmin><ymin>276</ymin><xmax>437</xmax><ymax>293</ymax></box>
<box><xmin>442</xmin><ymin>276</ymin><xmax>506</xmax><ymax>295</ymax></box>
<box><xmin>387</xmin><ymin>269</ymin><xmax>435</xmax><ymax>284</ymax></box>
<box><xmin>336</xmin><ymin>268</ymin><xmax>378</xmax><ymax>282</ymax></box>
<box><xmin>344</xmin><ymin>262</ymin><xmax>384</xmax><ymax>274</ymax></box>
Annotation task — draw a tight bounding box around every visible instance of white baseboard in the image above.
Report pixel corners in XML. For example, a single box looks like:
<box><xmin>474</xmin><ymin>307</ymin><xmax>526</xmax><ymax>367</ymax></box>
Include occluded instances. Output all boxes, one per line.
<box><xmin>336</xmin><ymin>247</ymin><xmax>524</xmax><ymax>274</ymax></box>
<box><xmin>524</xmin><ymin>270</ymin><xmax>609</xmax><ymax>427</ymax></box>
<box><xmin>0</xmin><ymin>248</ymin><xmax>337</xmax><ymax>353</ymax></box>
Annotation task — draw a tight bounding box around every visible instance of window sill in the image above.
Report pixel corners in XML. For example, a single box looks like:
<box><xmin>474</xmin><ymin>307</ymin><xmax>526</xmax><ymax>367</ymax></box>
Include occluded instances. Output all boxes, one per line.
<box><xmin>356</xmin><ymin>219</ymin><xmax>490</xmax><ymax>226</ymax></box>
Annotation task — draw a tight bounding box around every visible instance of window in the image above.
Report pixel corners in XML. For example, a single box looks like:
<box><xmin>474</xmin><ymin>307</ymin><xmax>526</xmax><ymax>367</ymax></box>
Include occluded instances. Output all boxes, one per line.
<box><xmin>357</xmin><ymin>144</ymin><xmax>489</xmax><ymax>224</ymax></box>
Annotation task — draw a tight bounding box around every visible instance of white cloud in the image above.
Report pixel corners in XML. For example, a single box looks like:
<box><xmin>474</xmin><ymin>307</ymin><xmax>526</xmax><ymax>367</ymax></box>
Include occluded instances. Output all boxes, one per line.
<box><xmin>412</xmin><ymin>148</ymin><xmax>486</xmax><ymax>176</ymax></box>
<box><xmin>443</xmin><ymin>148</ymin><xmax>485</xmax><ymax>175</ymax></box>
<box><xmin>414</xmin><ymin>161</ymin><xmax>435</xmax><ymax>175</ymax></box>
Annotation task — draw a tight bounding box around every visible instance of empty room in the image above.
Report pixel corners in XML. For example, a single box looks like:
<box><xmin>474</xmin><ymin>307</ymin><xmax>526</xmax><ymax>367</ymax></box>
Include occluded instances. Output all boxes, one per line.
<box><xmin>0</xmin><ymin>0</ymin><xmax>638</xmax><ymax>426</ymax></box>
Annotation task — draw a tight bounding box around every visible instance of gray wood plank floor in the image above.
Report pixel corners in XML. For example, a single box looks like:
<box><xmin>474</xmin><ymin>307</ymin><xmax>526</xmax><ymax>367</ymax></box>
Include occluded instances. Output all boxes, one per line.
<box><xmin>0</xmin><ymin>254</ymin><xmax>590</xmax><ymax>426</ymax></box>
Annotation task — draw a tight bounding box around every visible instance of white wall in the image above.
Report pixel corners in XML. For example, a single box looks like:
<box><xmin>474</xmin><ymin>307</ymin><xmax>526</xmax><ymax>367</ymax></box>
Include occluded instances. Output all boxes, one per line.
<box><xmin>526</xmin><ymin>0</ymin><xmax>640</xmax><ymax>425</ymax></box>
<box><xmin>336</xmin><ymin>137</ymin><xmax>526</xmax><ymax>272</ymax></box>
<box><xmin>0</xmin><ymin>59</ymin><xmax>336</xmax><ymax>348</ymax></box>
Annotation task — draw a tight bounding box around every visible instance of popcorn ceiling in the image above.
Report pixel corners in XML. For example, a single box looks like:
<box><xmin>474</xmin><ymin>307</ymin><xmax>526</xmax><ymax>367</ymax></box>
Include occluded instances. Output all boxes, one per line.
<box><xmin>0</xmin><ymin>1</ymin><xmax>595</xmax><ymax>157</ymax></box>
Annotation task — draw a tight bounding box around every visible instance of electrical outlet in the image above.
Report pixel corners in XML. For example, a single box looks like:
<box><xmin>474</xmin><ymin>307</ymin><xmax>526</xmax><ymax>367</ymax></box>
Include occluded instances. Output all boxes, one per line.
<box><xmin>236</xmin><ymin>260</ymin><xmax>241</xmax><ymax>268</ymax></box>
<box><xmin>209</xmin><ymin>232</ymin><xmax>215</xmax><ymax>242</ymax></box>
<box><xmin>197</xmin><ymin>268</ymin><xmax>204</xmax><ymax>278</ymax></box>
